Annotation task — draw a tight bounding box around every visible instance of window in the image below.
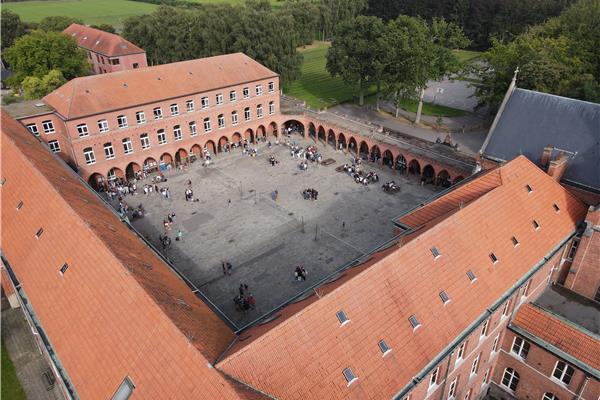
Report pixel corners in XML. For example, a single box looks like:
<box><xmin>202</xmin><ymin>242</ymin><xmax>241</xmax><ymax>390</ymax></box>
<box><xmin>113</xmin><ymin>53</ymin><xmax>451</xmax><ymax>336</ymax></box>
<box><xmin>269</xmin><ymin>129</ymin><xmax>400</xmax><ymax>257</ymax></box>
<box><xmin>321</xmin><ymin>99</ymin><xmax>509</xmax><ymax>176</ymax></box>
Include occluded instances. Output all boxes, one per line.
<box><xmin>336</xmin><ymin>310</ymin><xmax>349</xmax><ymax>325</ymax></box>
<box><xmin>378</xmin><ymin>340</ymin><xmax>391</xmax><ymax>355</ymax></box>
<box><xmin>480</xmin><ymin>320</ymin><xmax>489</xmax><ymax>337</ymax></box>
<box><xmin>201</xmin><ymin>96</ymin><xmax>209</xmax><ymax>109</ymax></box>
<box><xmin>343</xmin><ymin>368</ymin><xmax>357</xmax><ymax>386</ymax></box>
<box><xmin>77</xmin><ymin>124</ymin><xmax>89</xmax><ymax>137</ymax></box>
<box><xmin>456</xmin><ymin>342</ymin><xmax>466</xmax><ymax>361</ymax></box>
<box><xmin>216</xmin><ymin>93</ymin><xmax>223</xmax><ymax>105</ymax></box>
<box><xmin>439</xmin><ymin>291</ymin><xmax>450</xmax><ymax>304</ymax></box>
<box><xmin>522</xmin><ymin>280</ymin><xmax>531</xmax><ymax>297</ymax></box>
<box><xmin>489</xmin><ymin>253</ymin><xmax>498</xmax><ymax>263</ymax></box>
<box><xmin>448</xmin><ymin>377</ymin><xmax>458</xmax><ymax>399</ymax></box>
<box><xmin>231</xmin><ymin>111</ymin><xmax>238</xmax><ymax>126</ymax></box>
<box><xmin>173</xmin><ymin>125</ymin><xmax>182</xmax><ymax>141</ymax></box>
<box><xmin>48</xmin><ymin>140</ymin><xmax>60</xmax><ymax>153</ymax></box>
<box><xmin>133</xmin><ymin>63</ymin><xmax>139</xmax><ymax>69</ymax></box>
<box><xmin>83</xmin><ymin>147</ymin><xmax>96</xmax><ymax>165</ymax></box>
<box><xmin>157</xmin><ymin>129</ymin><xmax>166</xmax><ymax>145</ymax></box>
<box><xmin>42</xmin><ymin>120</ymin><xmax>55</xmax><ymax>134</ymax></box>
<box><xmin>117</xmin><ymin>115</ymin><xmax>128</xmax><ymax>128</ymax></box>
<box><xmin>566</xmin><ymin>238</ymin><xmax>580</xmax><ymax>261</ymax></box>
<box><xmin>186</xmin><ymin>100</ymin><xmax>195</xmax><ymax>112</ymax></box>
<box><xmin>502</xmin><ymin>299</ymin><xmax>511</xmax><ymax>317</ymax></box>
<box><xmin>511</xmin><ymin>236</ymin><xmax>519</xmax><ymax>246</ymax></box>
<box><xmin>104</xmin><ymin>142</ymin><xmax>115</xmax><ymax>159</ymax></box>
<box><xmin>26</xmin><ymin>123</ymin><xmax>39</xmax><ymax>136</ymax></box>
<box><xmin>492</xmin><ymin>334</ymin><xmax>500</xmax><ymax>353</ymax></box>
<box><xmin>203</xmin><ymin>117</ymin><xmax>212</xmax><ymax>133</ymax></box>
<box><xmin>140</xmin><ymin>134</ymin><xmax>150</xmax><ymax>149</ymax></box>
<box><xmin>136</xmin><ymin>111</ymin><xmax>146</xmax><ymax>124</ymax></box>
<box><xmin>526</xmin><ymin>184</ymin><xmax>533</xmax><ymax>193</ymax></box>
<box><xmin>98</xmin><ymin>119</ymin><xmax>109</xmax><ymax>133</ymax></box>
<box><xmin>542</xmin><ymin>393</ymin><xmax>558</xmax><ymax>400</ymax></box>
<box><xmin>467</xmin><ymin>270</ymin><xmax>476</xmax><ymax>283</ymax></box>
<box><xmin>553</xmin><ymin>203</ymin><xmax>560</xmax><ymax>212</ymax></box>
<box><xmin>218</xmin><ymin>114</ymin><xmax>225</xmax><ymax>129</ymax></box>
<box><xmin>268</xmin><ymin>81</ymin><xmax>275</xmax><ymax>92</ymax></box>
<box><xmin>122</xmin><ymin>137</ymin><xmax>133</xmax><ymax>154</ymax></box>
<box><xmin>59</xmin><ymin>263</ymin><xmax>69</xmax><ymax>276</ymax></box>
<box><xmin>243</xmin><ymin>87</ymin><xmax>250</xmax><ymax>98</ymax></box>
<box><xmin>429</xmin><ymin>367</ymin><xmax>439</xmax><ymax>388</ymax></box>
<box><xmin>153</xmin><ymin>107</ymin><xmax>163</xmax><ymax>120</ymax></box>
<box><xmin>501</xmin><ymin>368</ymin><xmax>519</xmax><ymax>391</ymax></box>
<box><xmin>256</xmin><ymin>104</ymin><xmax>263</xmax><ymax>118</ymax></box>
<box><xmin>17</xmin><ymin>201</ymin><xmax>24</xmax><ymax>211</ymax></box>
<box><xmin>464</xmin><ymin>389</ymin><xmax>472</xmax><ymax>400</ymax></box>
<box><xmin>110</xmin><ymin>58</ymin><xmax>120</xmax><ymax>65</ymax></box>
<box><xmin>256</xmin><ymin>84</ymin><xmax>263</xmax><ymax>95</ymax></box>
<box><xmin>229</xmin><ymin>90</ymin><xmax>237</xmax><ymax>102</ymax></box>
<box><xmin>170</xmin><ymin>104</ymin><xmax>179</xmax><ymax>116</ymax></box>
<box><xmin>482</xmin><ymin>368</ymin><xmax>490</xmax><ymax>385</ymax></box>
<box><xmin>35</xmin><ymin>228</ymin><xmax>44</xmax><ymax>239</ymax></box>
<box><xmin>189</xmin><ymin>122</ymin><xmax>197</xmax><ymax>137</ymax></box>
<box><xmin>269</xmin><ymin>101</ymin><xmax>275</xmax><ymax>115</ymax></box>
<box><xmin>409</xmin><ymin>315</ymin><xmax>421</xmax><ymax>330</ymax></box>
<box><xmin>431</xmin><ymin>247</ymin><xmax>441</xmax><ymax>258</ymax></box>
<box><xmin>244</xmin><ymin>107</ymin><xmax>251</xmax><ymax>121</ymax></box>
<box><xmin>552</xmin><ymin>361</ymin><xmax>574</xmax><ymax>385</ymax></box>
<box><xmin>471</xmin><ymin>354</ymin><xmax>480</xmax><ymax>375</ymax></box>
<box><xmin>533</xmin><ymin>220</ymin><xmax>540</xmax><ymax>230</ymax></box>
<box><xmin>511</xmin><ymin>337</ymin><xmax>530</xmax><ymax>359</ymax></box>
<box><xmin>111</xmin><ymin>377</ymin><xmax>135</xmax><ymax>400</ymax></box>
<box><xmin>595</xmin><ymin>286</ymin><xmax>600</xmax><ymax>302</ymax></box>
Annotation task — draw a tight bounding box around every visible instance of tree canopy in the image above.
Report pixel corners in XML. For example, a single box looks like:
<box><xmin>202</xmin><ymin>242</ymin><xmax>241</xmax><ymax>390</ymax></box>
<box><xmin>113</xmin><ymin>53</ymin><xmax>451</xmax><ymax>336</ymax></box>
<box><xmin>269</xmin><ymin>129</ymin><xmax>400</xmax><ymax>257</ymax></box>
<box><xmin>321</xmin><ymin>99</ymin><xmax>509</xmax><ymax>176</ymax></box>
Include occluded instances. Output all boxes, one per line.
<box><xmin>1</xmin><ymin>10</ymin><xmax>26</xmax><ymax>50</ymax></box>
<box><xmin>90</xmin><ymin>24</ymin><xmax>117</xmax><ymax>34</ymax></box>
<box><xmin>38</xmin><ymin>16</ymin><xmax>83</xmax><ymax>32</ymax></box>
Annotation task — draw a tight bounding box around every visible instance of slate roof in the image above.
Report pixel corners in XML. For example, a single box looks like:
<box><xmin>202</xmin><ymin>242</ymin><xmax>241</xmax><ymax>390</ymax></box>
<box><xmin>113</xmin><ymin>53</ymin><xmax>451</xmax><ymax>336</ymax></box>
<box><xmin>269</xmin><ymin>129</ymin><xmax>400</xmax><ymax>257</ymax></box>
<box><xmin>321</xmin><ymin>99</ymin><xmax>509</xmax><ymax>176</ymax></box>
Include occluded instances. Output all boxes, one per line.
<box><xmin>63</xmin><ymin>23</ymin><xmax>145</xmax><ymax>57</ymax></box>
<box><xmin>481</xmin><ymin>88</ymin><xmax>600</xmax><ymax>192</ymax></box>
<box><xmin>216</xmin><ymin>156</ymin><xmax>588</xmax><ymax>399</ymax></box>
<box><xmin>43</xmin><ymin>53</ymin><xmax>278</xmax><ymax>119</ymax></box>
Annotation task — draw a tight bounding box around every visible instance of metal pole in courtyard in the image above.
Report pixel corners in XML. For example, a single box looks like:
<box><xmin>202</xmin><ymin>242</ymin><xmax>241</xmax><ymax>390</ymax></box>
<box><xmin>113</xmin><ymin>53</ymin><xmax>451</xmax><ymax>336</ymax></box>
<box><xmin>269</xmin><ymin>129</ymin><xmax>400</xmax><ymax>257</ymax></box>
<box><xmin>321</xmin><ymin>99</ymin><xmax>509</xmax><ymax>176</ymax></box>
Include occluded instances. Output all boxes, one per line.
<box><xmin>314</xmin><ymin>224</ymin><xmax>318</xmax><ymax>241</ymax></box>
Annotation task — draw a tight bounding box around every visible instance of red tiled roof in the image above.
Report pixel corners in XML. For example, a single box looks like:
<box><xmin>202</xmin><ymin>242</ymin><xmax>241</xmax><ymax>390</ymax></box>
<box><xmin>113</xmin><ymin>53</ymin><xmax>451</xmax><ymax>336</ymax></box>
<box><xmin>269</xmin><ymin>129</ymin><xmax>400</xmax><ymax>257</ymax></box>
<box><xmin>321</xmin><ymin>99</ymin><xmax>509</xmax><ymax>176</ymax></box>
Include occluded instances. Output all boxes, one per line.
<box><xmin>63</xmin><ymin>23</ymin><xmax>144</xmax><ymax>57</ymax></box>
<box><xmin>216</xmin><ymin>156</ymin><xmax>587</xmax><ymax>400</ymax></box>
<box><xmin>512</xmin><ymin>304</ymin><xmax>600</xmax><ymax>371</ymax></box>
<box><xmin>43</xmin><ymin>53</ymin><xmax>278</xmax><ymax>119</ymax></box>
<box><xmin>0</xmin><ymin>113</ymin><xmax>256</xmax><ymax>399</ymax></box>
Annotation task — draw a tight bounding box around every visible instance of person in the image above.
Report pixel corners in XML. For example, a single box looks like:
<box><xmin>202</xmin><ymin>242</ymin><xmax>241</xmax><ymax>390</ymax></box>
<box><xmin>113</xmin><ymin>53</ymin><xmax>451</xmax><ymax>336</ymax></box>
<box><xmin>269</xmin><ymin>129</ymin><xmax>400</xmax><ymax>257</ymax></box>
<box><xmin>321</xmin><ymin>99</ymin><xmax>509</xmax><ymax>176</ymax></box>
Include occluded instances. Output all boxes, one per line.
<box><xmin>239</xmin><ymin>284</ymin><xmax>245</xmax><ymax>296</ymax></box>
<box><xmin>342</xmin><ymin>221</ymin><xmax>346</xmax><ymax>230</ymax></box>
<box><xmin>300</xmin><ymin>266</ymin><xmax>307</xmax><ymax>281</ymax></box>
<box><xmin>176</xmin><ymin>229</ymin><xmax>183</xmax><ymax>241</ymax></box>
<box><xmin>222</xmin><ymin>262</ymin><xmax>227</xmax><ymax>275</ymax></box>
<box><xmin>248</xmin><ymin>294</ymin><xmax>256</xmax><ymax>309</ymax></box>
<box><xmin>227</xmin><ymin>262</ymin><xmax>233</xmax><ymax>275</ymax></box>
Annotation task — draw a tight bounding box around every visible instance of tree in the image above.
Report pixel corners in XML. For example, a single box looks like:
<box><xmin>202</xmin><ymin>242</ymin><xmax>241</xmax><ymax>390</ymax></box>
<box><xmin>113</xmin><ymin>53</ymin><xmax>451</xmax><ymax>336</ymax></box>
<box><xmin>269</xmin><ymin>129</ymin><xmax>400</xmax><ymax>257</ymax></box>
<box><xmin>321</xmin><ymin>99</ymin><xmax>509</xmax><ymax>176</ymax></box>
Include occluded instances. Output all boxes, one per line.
<box><xmin>430</xmin><ymin>17</ymin><xmax>471</xmax><ymax>49</ymax></box>
<box><xmin>326</xmin><ymin>16</ymin><xmax>385</xmax><ymax>105</ymax></box>
<box><xmin>4</xmin><ymin>30</ymin><xmax>89</xmax><ymax>89</ymax></box>
<box><xmin>38</xmin><ymin>16</ymin><xmax>83</xmax><ymax>32</ymax></box>
<box><xmin>1</xmin><ymin>10</ymin><xmax>26</xmax><ymax>50</ymax></box>
<box><xmin>90</xmin><ymin>24</ymin><xmax>116</xmax><ymax>34</ymax></box>
<box><xmin>22</xmin><ymin>70</ymin><xmax>66</xmax><ymax>99</ymax></box>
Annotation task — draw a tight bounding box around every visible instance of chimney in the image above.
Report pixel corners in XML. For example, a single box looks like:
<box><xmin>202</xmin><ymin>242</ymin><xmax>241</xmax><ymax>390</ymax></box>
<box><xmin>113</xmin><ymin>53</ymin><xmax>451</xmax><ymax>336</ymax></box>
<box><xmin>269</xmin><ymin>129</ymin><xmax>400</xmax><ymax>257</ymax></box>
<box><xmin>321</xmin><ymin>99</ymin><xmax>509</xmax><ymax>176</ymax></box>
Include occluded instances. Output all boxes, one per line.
<box><xmin>541</xmin><ymin>146</ymin><xmax>553</xmax><ymax>167</ymax></box>
<box><xmin>547</xmin><ymin>153</ymin><xmax>568</xmax><ymax>182</ymax></box>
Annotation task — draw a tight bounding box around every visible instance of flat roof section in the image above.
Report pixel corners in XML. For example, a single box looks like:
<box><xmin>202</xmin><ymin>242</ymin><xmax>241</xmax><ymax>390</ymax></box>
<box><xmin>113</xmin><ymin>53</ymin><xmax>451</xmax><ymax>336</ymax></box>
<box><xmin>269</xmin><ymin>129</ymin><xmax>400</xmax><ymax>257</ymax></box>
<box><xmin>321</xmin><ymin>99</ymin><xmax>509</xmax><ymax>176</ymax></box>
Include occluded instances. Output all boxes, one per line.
<box><xmin>3</xmin><ymin>100</ymin><xmax>54</xmax><ymax>119</ymax></box>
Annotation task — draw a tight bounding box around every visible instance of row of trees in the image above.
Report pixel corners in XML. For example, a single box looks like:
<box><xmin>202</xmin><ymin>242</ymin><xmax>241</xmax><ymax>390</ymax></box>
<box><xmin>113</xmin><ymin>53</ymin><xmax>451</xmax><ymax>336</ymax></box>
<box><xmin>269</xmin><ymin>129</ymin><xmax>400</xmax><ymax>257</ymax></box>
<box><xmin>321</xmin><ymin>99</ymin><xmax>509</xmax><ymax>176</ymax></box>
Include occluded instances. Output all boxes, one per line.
<box><xmin>326</xmin><ymin>15</ymin><xmax>469</xmax><ymax>122</ymax></box>
<box><xmin>365</xmin><ymin>0</ymin><xmax>575</xmax><ymax>49</ymax></box>
<box><xmin>476</xmin><ymin>0</ymin><xmax>600</xmax><ymax>110</ymax></box>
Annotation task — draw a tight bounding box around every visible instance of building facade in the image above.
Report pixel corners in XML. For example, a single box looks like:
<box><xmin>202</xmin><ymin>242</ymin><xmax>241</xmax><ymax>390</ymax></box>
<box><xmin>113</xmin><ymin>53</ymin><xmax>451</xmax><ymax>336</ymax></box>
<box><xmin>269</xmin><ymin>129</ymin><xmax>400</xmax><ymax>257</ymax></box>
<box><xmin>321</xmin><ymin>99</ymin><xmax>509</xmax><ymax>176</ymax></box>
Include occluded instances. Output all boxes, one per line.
<box><xmin>63</xmin><ymin>23</ymin><xmax>148</xmax><ymax>74</ymax></box>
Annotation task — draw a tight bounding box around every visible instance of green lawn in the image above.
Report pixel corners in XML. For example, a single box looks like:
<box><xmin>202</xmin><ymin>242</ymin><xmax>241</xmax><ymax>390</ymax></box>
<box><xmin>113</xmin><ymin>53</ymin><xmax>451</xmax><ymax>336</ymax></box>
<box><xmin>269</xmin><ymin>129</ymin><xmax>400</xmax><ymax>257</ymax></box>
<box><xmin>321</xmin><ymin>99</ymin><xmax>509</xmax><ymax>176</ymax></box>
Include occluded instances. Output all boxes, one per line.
<box><xmin>1</xmin><ymin>341</ymin><xmax>26</xmax><ymax>400</ymax></box>
<box><xmin>453</xmin><ymin>49</ymin><xmax>482</xmax><ymax>65</ymax></box>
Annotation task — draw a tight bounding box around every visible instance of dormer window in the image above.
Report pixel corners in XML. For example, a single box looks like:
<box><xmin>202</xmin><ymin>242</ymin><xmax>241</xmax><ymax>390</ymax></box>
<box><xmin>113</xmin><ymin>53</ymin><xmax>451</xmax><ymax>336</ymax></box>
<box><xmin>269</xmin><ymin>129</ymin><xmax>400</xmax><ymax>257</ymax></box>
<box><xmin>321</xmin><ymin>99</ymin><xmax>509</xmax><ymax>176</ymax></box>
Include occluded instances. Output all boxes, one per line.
<box><xmin>431</xmin><ymin>247</ymin><xmax>441</xmax><ymax>259</ymax></box>
<box><xmin>409</xmin><ymin>315</ymin><xmax>421</xmax><ymax>330</ymax></box>
<box><xmin>525</xmin><ymin>184</ymin><xmax>533</xmax><ymax>193</ymax></box>
<box><xmin>336</xmin><ymin>310</ymin><xmax>349</xmax><ymax>326</ymax></box>
<box><xmin>489</xmin><ymin>253</ymin><xmax>498</xmax><ymax>263</ymax></box>
<box><xmin>532</xmin><ymin>220</ymin><xmax>540</xmax><ymax>230</ymax></box>
<box><xmin>439</xmin><ymin>291</ymin><xmax>450</xmax><ymax>304</ymax></box>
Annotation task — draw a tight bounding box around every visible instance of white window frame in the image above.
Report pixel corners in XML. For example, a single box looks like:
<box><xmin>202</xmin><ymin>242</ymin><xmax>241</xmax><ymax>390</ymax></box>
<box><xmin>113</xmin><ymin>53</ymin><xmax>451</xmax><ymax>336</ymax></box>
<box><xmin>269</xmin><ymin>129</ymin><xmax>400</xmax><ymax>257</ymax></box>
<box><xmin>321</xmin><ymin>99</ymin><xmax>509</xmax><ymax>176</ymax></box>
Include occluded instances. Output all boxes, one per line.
<box><xmin>243</xmin><ymin>87</ymin><xmax>249</xmax><ymax>99</ymax></box>
<box><xmin>48</xmin><ymin>140</ymin><xmax>61</xmax><ymax>153</ymax></box>
<box><xmin>117</xmin><ymin>115</ymin><xmax>128</xmax><ymax>128</ymax></box>
<box><xmin>470</xmin><ymin>354</ymin><xmax>480</xmax><ymax>376</ymax></box>
<box><xmin>542</xmin><ymin>393</ymin><xmax>558</xmax><ymax>400</ymax></box>
<box><xmin>429</xmin><ymin>366</ymin><xmax>439</xmax><ymax>389</ymax></box>
<box><xmin>173</xmin><ymin>125</ymin><xmax>182</xmax><ymax>141</ymax></box>
<box><xmin>255</xmin><ymin>84</ymin><xmax>263</xmax><ymax>96</ymax></box>
<box><xmin>502</xmin><ymin>299</ymin><xmax>511</xmax><ymax>318</ymax></box>
<box><xmin>552</xmin><ymin>361</ymin><xmax>574</xmax><ymax>385</ymax></box>
<box><xmin>201</xmin><ymin>97</ymin><xmax>209</xmax><ymax>109</ymax></box>
<box><xmin>186</xmin><ymin>100</ymin><xmax>195</xmax><ymax>112</ymax></box>
<box><xmin>491</xmin><ymin>334</ymin><xmax>500</xmax><ymax>354</ymax></box>
<box><xmin>456</xmin><ymin>342</ymin><xmax>466</xmax><ymax>364</ymax></box>
<box><xmin>203</xmin><ymin>118</ymin><xmax>212</xmax><ymax>133</ymax></box>
<box><xmin>122</xmin><ymin>137</ymin><xmax>133</xmax><ymax>154</ymax></box>
<box><xmin>153</xmin><ymin>107</ymin><xmax>163</xmax><ymax>120</ymax></box>
<box><xmin>216</xmin><ymin>93</ymin><xmax>223</xmax><ymax>105</ymax></box>
<box><xmin>76</xmin><ymin>124</ymin><xmax>89</xmax><ymax>137</ymax></box>
<box><xmin>136</xmin><ymin>111</ymin><xmax>146</xmax><ymax>124</ymax></box>
<box><xmin>104</xmin><ymin>143</ymin><xmax>115</xmax><ymax>160</ymax></box>
<box><xmin>269</xmin><ymin>101</ymin><xmax>275</xmax><ymax>115</ymax></box>
<box><xmin>98</xmin><ymin>119</ymin><xmax>109</xmax><ymax>133</ymax></box>
<box><xmin>501</xmin><ymin>368</ymin><xmax>519</xmax><ymax>392</ymax></box>
<box><xmin>170</xmin><ymin>103</ymin><xmax>179</xmax><ymax>116</ymax></box>
<box><xmin>26</xmin><ymin>123</ymin><xmax>39</xmax><ymax>136</ymax></box>
<box><xmin>448</xmin><ymin>377</ymin><xmax>458</xmax><ymax>399</ymax></box>
<box><xmin>218</xmin><ymin>114</ymin><xmax>225</xmax><ymax>129</ymax></box>
<box><xmin>482</xmin><ymin>368</ymin><xmax>490</xmax><ymax>388</ymax></box>
<box><xmin>268</xmin><ymin>81</ymin><xmax>274</xmax><ymax>92</ymax></box>
<box><xmin>140</xmin><ymin>134</ymin><xmax>150</xmax><ymax>149</ymax></box>
<box><xmin>521</xmin><ymin>280</ymin><xmax>531</xmax><ymax>298</ymax></box>
<box><xmin>231</xmin><ymin>111</ymin><xmax>238</xmax><ymax>126</ymax></box>
<box><xmin>257</xmin><ymin>104</ymin><xmax>263</xmax><ymax>118</ymax></box>
<box><xmin>480</xmin><ymin>320</ymin><xmax>489</xmax><ymax>339</ymax></box>
<box><xmin>229</xmin><ymin>90</ymin><xmax>237</xmax><ymax>102</ymax></box>
<box><xmin>511</xmin><ymin>337</ymin><xmax>530</xmax><ymax>359</ymax></box>
<box><xmin>566</xmin><ymin>238</ymin><xmax>580</xmax><ymax>261</ymax></box>
<box><xmin>464</xmin><ymin>389</ymin><xmax>471</xmax><ymax>400</ymax></box>
<box><xmin>157</xmin><ymin>130</ymin><xmax>167</xmax><ymax>145</ymax></box>
<box><xmin>189</xmin><ymin>122</ymin><xmax>197</xmax><ymax>137</ymax></box>
<box><xmin>42</xmin><ymin>120</ymin><xmax>55</xmax><ymax>134</ymax></box>
<box><xmin>244</xmin><ymin>107</ymin><xmax>251</xmax><ymax>121</ymax></box>
<box><xmin>83</xmin><ymin>147</ymin><xmax>96</xmax><ymax>165</ymax></box>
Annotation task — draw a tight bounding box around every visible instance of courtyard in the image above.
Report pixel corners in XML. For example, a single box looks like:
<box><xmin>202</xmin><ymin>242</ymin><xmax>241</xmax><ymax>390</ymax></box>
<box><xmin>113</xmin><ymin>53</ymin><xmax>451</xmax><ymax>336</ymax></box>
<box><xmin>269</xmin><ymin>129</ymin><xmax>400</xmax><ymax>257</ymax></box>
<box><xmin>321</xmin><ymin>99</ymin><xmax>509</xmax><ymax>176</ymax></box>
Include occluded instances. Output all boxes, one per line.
<box><xmin>122</xmin><ymin>136</ymin><xmax>438</xmax><ymax>328</ymax></box>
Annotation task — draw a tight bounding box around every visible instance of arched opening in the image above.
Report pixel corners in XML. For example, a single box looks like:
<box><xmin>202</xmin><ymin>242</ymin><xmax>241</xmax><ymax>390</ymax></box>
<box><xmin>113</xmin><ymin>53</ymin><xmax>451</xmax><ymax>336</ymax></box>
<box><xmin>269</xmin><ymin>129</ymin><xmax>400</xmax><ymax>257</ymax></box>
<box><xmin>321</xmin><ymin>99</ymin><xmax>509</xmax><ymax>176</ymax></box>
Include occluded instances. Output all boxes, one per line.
<box><xmin>107</xmin><ymin>167</ymin><xmax>124</xmax><ymax>182</ymax></box>
<box><xmin>143</xmin><ymin>157</ymin><xmax>158</xmax><ymax>173</ymax></box>
<box><xmin>257</xmin><ymin>125</ymin><xmax>266</xmax><ymax>141</ymax></box>
<box><xmin>436</xmin><ymin>170</ymin><xmax>451</xmax><ymax>187</ymax></box>
<box><xmin>88</xmin><ymin>173</ymin><xmax>105</xmax><ymax>191</ymax></box>
<box><xmin>317</xmin><ymin>126</ymin><xmax>326</xmax><ymax>144</ymax></box>
<box><xmin>382</xmin><ymin>150</ymin><xmax>394</xmax><ymax>168</ymax></box>
<box><xmin>283</xmin><ymin>120</ymin><xmax>304</xmax><ymax>136</ymax></box>
<box><xmin>232</xmin><ymin>132</ymin><xmax>242</xmax><ymax>144</ymax></box>
<box><xmin>359</xmin><ymin>141</ymin><xmax>369</xmax><ymax>159</ymax></box>
<box><xmin>268</xmin><ymin>122</ymin><xmax>278</xmax><ymax>138</ymax></box>
<box><xmin>244</xmin><ymin>128</ymin><xmax>255</xmax><ymax>144</ymax></box>
<box><xmin>125</xmin><ymin>162</ymin><xmax>141</xmax><ymax>181</ymax></box>
<box><xmin>370</xmin><ymin>145</ymin><xmax>381</xmax><ymax>163</ymax></box>
<box><xmin>308</xmin><ymin>123</ymin><xmax>316</xmax><ymax>140</ymax></box>
<box><xmin>218</xmin><ymin>136</ymin><xmax>229</xmax><ymax>152</ymax></box>
<box><xmin>348</xmin><ymin>137</ymin><xmax>358</xmax><ymax>155</ymax></box>
<box><xmin>190</xmin><ymin>145</ymin><xmax>202</xmax><ymax>161</ymax></box>
<box><xmin>501</xmin><ymin>368</ymin><xmax>520</xmax><ymax>392</ymax></box>
<box><xmin>338</xmin><ymin>133</ymin><xmax>347</xmax><ymax>150</ymax></box>
<box><xmin>422</xmin><ymin>164</ymin><xmax>435</xmax><ymax>184</ymax></box>
<box><xmin>205</xmin><ymin>140</ymin><xmax>216</xmax><ymax>155</ymax></box>
<box><xmin>453</xmin><ymin>175</ymin><xmax>465</xmax><ymax>184</ymax></box>
<box><xmin>160</xmin><ymin>153</ymin><xmax>173</xmax><ymax>171</ymax></box>
<box><xmin>396</xmin><ymin>154</ymin><xmax>407</xmax><ymax>172</ymax></box>
<box><xmin>327</xmin><ymin>129</ymin><xmax>336</xmax><ymax>149</ymax></box>
<box><xmin>408</xmin><ymin>159</ymin><xmax>421</xmax><ymax>175</ymax></box>
<box><xmin>175</xmin><ymin>148</ymin><xmax>188</xmax><ymax>165</ymax></box>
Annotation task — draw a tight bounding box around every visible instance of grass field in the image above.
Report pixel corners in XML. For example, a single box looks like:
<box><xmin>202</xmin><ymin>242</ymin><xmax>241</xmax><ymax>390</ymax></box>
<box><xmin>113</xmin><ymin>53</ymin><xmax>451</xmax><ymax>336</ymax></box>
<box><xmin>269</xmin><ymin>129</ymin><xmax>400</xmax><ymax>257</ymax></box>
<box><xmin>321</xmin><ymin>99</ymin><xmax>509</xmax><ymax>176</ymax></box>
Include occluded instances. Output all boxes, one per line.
<box><xmin>453</xmin><ymin>49</ymin><xmax>482</xmax><ymax>65</ymax></box>
<box><xmin>1</xmin><ymin>341</ymin><xmax>26</xmax><ymax>400</ymax></box>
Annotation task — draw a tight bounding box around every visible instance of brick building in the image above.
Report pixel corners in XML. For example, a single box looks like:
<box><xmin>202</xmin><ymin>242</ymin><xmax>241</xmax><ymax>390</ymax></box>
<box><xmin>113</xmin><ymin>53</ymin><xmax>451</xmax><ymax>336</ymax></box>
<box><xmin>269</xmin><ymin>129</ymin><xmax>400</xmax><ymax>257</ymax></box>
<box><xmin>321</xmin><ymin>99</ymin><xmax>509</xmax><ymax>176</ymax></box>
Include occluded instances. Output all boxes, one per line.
<box><xmin>63</xmin><ymin>23</ymin><xmax>148</xmax><ymax>74</ymax></box>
